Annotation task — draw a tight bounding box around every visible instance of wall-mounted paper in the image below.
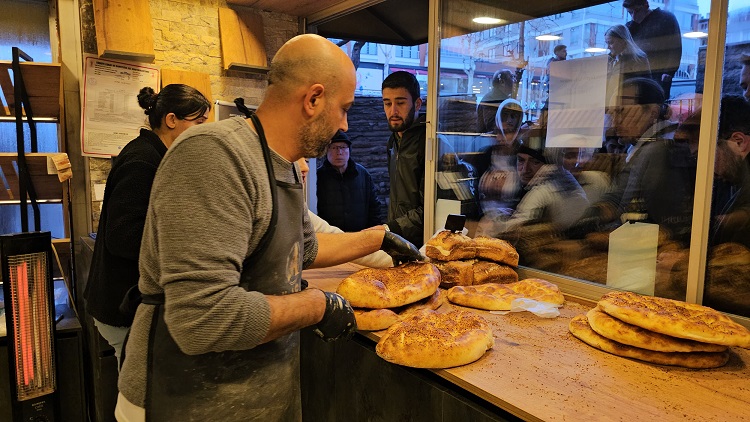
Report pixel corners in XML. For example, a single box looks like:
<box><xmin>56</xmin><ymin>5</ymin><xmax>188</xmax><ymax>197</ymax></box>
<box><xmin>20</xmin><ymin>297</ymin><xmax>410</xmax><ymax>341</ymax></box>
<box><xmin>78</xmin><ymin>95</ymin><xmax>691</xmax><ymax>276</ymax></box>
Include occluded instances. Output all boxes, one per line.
<box><xmin>546</xmin><ymin>55</ymin><xmax>608</xmax><ymax>149</ymax></box>
<box><xmin>81</xmin><ymin>56</ymin><xmax>160</xmax><ymax>157</ymax></box>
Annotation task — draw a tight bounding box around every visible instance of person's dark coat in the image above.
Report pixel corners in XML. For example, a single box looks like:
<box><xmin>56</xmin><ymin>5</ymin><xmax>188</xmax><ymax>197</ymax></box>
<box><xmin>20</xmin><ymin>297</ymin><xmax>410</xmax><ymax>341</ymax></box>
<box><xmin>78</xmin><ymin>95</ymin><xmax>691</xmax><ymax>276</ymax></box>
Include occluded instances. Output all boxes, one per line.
<box><xmin>626</xmin><ymin>7</ymin><xmax>682</xmax><ymax>95</ymax></box>
<box><xmin>386</xmin><ymin>115</ymin><xmax>426</xmax><ymax>247</ymax></box>
<box><xmin>316</xmin><ymin>158</ymin><xmax>382</xmax><ymax>232</ymax></box>
<box><xmin>84</xmin><ymin>128</ymin><xmax>166</xmax><ymax>327</ymax></box>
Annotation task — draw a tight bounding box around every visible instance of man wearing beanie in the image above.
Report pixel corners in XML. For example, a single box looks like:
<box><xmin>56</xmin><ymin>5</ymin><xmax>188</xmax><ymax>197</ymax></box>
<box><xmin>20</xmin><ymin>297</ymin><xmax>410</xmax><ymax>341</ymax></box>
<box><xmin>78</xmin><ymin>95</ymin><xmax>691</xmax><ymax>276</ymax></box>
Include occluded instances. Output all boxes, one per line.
<box><xmin>316</xmin><ymin>130</ymin><xmax>382</xmax><ymax>232</ymax></box>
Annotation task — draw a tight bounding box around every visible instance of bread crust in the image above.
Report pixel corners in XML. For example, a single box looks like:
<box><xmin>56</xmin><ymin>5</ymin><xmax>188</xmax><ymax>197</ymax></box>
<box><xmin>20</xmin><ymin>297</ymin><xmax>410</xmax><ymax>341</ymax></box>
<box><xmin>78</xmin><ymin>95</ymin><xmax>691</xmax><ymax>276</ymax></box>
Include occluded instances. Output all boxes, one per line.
<box><xmin>598</xmin><ymin>291</ymin><xmax>750</xmax><ymax>348</ymax></box>
<box><xmin>434</xmin><ymin>259</ymin><xmax>518</xmax><ymax>288</ymax></box>
<box><xmin>425</xmin><ymin>231</ymin><xmax>476</xmax><ymax>261</ymax></box>
<box><xmin>569</xmin><ymin>314</ymin><xmax>730</xmax><ymax>369</ymax></box>
<box><xmin>336</xmin><ymin>262</ymin><xmax>441</xmax><ymax>308</ymax></box>
<box><xmin>447</xmin><ymin>278</ymin><xmax>564</xmax><ymax>311</ymax></box>
<box><xmin>354</xmin><ymin>308</ymin><xmax>401</xmax><ymax>331</ymax></box>
<box><xmin>586</xmin><ymin>307</ymin><xmax>727</xmax><ymax>353</ymax></box>
<box><xmin>425</xmin><ymin>231</ymin><xmax>518</xmax><ymax>266</ymax></box>
<box><xmin>375</xmin><ymin>309</ymin><xmax>494</xmax><ymax>368</ymax></box>
<box><xmin>474</xmin><ymin>236</ymin><xmax>519</xmax><ymax>266</ymax></box>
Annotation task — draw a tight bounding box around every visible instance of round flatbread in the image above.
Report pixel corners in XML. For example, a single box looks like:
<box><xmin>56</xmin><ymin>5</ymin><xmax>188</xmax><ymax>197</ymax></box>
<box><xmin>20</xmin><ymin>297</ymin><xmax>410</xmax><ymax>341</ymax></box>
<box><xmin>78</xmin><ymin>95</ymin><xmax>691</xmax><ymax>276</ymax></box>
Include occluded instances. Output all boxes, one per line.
<box><xmin>376</xmin><ymin>309</ymin><xmax>494</xmax><ymax>369</ymax></box>
<box><xmin>586</xmin><ymin>307</ymin><xmax>727</xmax><ymax>353</ymax></box>
<box><xmin>569</xmin><ymin>314</ymin><xmax>730</xmax><ymax>369</ymax></box>
<box><xmin>435</xmin><ymin>259</ymin><xmax>518</xmax><ymax>288</ymax></box>
<box><xmin>598</xmin><ymin>291</ymin><xmax>750</xmax><ymax>348</ymax></box>
<box><xmin>337</xmin><ymin>262</ymin><xmax>440</xmax><ymax>308</ymax></box>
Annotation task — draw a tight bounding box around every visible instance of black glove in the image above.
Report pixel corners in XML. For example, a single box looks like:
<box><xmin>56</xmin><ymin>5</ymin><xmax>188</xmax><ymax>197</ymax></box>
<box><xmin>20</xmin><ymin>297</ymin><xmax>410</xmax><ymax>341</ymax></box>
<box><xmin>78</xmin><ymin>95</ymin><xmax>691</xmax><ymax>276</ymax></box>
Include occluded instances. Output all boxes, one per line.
<box><xmin>313</xmin><ymin>290</ymin><xmax>357</xmax><ymax>342</ymax></box>
<box><xmin>565</xmin><ymin>207</ymin><xmax>603</xmax><ymax>239</ymax></box>
<box><xmin>380</xmin><ymin>230</ymin><xmax>423</xmax><ymax>265</ymax></box>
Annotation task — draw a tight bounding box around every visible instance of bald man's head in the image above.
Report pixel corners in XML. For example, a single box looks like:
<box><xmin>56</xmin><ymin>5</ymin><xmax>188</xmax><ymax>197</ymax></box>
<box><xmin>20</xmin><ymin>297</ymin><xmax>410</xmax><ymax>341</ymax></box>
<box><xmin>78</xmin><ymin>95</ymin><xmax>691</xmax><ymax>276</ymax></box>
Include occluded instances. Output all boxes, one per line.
<box><xmin>268</xmin><ymin>34</ymin><xmax>355</xmax><ymax>97</ymax></box>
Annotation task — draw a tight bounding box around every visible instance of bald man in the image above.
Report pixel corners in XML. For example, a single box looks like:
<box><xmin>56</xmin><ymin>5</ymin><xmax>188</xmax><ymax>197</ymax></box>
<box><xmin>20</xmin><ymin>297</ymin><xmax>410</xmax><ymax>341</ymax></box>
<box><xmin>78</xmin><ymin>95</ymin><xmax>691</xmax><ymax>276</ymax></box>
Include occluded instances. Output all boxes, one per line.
<box><xmin>115</xmin><ymin>34</ymin><xmax>421</xmax><ymax>422</ymax></box>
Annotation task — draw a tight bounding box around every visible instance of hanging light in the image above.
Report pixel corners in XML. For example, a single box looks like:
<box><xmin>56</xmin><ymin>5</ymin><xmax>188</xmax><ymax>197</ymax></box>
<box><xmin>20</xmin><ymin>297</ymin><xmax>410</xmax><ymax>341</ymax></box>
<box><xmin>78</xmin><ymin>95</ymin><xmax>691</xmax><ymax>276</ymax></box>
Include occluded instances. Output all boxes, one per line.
<box><xmin>536</xmin><ymin>34</ymin><xmax>561</xmax><ymax>41</ymax></box>
<box><xmin>473</xmin><ymin>17</ymin><xmax>504</xmax><ymax>24</ymax></box>
<box><xmin>585</xmin><ymin>47</ymin><xmax>608</xmax><ymax>53</ymax></box>
<box><xmin>683</xmin><ymin>31</ymin><xmax>708</xmax><ymax>39</ymax></box>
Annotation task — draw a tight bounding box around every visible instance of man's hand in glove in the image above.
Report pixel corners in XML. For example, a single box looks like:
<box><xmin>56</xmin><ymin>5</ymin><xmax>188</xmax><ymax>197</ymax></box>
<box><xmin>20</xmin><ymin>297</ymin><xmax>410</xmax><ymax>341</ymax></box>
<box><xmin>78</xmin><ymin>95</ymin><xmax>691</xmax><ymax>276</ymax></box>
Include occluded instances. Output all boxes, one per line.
<box><xmin>381</xmin><ymin>230</ymin><xmax>424</xmax><ymax>265</ymax></box>
<box><xmin>313</xmin><ymin>290</ymin><xmax>357</xmax><ymax>342</ymax></box>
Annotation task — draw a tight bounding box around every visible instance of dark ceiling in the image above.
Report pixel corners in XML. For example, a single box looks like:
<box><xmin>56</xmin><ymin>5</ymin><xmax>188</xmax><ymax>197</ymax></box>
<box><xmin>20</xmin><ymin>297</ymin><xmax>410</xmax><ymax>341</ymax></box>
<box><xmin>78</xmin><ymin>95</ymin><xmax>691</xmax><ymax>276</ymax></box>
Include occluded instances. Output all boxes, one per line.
<box><xmin>313</xmin><ymin>0</ymin><xmax>613</xmax><ymax>46</ymax></box>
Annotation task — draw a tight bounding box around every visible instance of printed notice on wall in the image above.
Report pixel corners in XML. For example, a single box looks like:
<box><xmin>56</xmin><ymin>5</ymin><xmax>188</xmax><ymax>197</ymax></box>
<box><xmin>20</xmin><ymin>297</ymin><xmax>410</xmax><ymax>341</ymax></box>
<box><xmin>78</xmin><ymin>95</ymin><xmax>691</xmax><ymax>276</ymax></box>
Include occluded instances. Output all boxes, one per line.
<box><xmin>81</xmin><ymin>56</ymin><xmax>160</xmax><ymax>157</ymax></box>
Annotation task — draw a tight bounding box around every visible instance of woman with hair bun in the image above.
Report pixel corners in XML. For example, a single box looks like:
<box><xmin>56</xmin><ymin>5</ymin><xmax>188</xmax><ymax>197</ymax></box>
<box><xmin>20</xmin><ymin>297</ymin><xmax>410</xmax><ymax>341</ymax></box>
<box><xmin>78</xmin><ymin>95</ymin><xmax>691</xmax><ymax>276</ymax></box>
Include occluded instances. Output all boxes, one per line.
<box><xmin>85</xmin><ymin>84</ymin><xmax>210</xmax><ymax>366</ymax></box>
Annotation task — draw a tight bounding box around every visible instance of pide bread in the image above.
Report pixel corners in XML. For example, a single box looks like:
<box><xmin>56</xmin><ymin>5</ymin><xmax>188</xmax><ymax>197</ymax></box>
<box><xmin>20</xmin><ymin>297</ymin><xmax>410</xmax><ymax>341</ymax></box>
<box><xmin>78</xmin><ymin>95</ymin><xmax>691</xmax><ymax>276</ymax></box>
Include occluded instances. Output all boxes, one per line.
<box><xmin>425</xmin><ymin>231</ymin><xmax>518</xmax><ymax>266</ymax></box>
<box><xmin>474</xmin><ymin>236</ymin><xmax>519</xmax><ymax>266</ymax></box>
<box><xmin>337</xmin><ymin>262</ymin><xmax>440</xmax><ymax>308</ymax></box>
<box><xmin>447</xmin><ymin>278</ymin><xmax>564</xmax><ymax>311</ymax></box>
<box><xmin>353</xmin><ymin>289</ymin><xmax>446</xmax><ymax>331</ymax></box>
<box><xmin>586</xmin><ymin>307</ymin><xmax>727</xmax><ymax>353</ymax></box>
<box><xmin>425</xmin><ymin>231</ymin><xmax>476</xmax><ymax>261</ymax></box>
<box><xmin>375</xmin><ymin>309</ymin><xmax>494</xmax><ymax>368</ymax></box>
<box><xmin>569</xmin><ymin>314</ymin><xmax>730</xmax><ymax>369</ymax></box>
<box><xmin>399</xmin><ymin>288</ymin><xmax>446</xmax><ymax>319</ymax></box>
<box><xmin>434</xmin><ymin>259</ymin><xmax>518</xmax><ymax>288</ymax></box>
<box><xmin>598</xmin><ymin>291</ymin><xmax>750</xmax><ymax>348</ymax></box>
<box><xmin>353</xmin><ymin>308</ymin><xmax>401</xmax><ymax>331</ymax></box>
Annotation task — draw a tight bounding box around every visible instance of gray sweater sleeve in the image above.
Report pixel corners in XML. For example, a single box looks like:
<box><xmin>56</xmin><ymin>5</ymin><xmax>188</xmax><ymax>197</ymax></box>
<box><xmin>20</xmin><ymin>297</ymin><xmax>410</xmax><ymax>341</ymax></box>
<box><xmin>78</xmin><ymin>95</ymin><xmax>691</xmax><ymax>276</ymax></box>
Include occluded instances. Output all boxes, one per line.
<box><xmin>138</xmin><ymin>119</ymin><xmax>273</xmax><ymax>355</ymax></box>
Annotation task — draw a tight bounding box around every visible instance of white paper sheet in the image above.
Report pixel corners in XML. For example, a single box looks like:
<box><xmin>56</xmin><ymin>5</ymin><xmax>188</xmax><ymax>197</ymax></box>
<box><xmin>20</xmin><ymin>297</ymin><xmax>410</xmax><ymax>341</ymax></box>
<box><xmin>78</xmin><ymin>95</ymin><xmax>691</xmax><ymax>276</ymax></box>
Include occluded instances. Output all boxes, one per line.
<box><xmin>546</xmin><ymin>55</ymin><xmax>608</xmax><ymax>149</ymax></box>
<box><xmin>81</xmin><ymin>56</ymin><xmax>160</xmax><ymax>157</ymax></box>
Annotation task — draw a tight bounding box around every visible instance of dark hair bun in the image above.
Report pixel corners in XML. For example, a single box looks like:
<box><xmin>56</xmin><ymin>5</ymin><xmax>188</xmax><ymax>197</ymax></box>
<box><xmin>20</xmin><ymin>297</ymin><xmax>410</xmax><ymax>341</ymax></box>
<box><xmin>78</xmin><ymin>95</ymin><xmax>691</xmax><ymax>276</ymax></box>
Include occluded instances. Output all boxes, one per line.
<box><xmin>137</xmin><ymin>86</ymin><xmax>157</xmax><ymax>114</ymax></box>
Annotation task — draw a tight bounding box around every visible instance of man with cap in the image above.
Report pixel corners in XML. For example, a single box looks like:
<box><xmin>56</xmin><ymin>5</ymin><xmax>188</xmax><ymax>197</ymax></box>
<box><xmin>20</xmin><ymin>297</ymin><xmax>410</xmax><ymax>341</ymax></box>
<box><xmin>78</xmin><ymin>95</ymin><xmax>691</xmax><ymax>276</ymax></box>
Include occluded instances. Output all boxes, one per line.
<box><xmin>316</xmin><ymin>130</ymin><xmax>382</xmax><ymax>232</ymax></box>
<box><xmin>623</xmin><ymin>0</ymin><xmax>682</xmax><ymax>99</ymax></box>
<box><xmin>547</xmin><ymin>44</ymin><xmax>567</xmax><ymax>69</ymax></box>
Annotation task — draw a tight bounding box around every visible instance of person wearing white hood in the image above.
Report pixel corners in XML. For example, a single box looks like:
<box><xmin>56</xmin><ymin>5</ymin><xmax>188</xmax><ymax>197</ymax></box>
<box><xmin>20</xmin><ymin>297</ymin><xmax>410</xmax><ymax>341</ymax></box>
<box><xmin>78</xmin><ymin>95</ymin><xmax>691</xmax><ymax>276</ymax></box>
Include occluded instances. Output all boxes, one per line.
<box><xmin>476</xmin><ymin>98</ymin><xmax>526</xmax><ymax>217</ymax></box>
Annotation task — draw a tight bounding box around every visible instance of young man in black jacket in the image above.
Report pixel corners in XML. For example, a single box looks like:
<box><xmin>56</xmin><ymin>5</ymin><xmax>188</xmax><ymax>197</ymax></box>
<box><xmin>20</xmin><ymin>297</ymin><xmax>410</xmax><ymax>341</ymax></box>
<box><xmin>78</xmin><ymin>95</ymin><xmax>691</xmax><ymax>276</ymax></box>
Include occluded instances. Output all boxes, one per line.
<box><xmin>382</xmin><ymin>71</ymin><xmax>426</xmax><ymax>247</ymax></box>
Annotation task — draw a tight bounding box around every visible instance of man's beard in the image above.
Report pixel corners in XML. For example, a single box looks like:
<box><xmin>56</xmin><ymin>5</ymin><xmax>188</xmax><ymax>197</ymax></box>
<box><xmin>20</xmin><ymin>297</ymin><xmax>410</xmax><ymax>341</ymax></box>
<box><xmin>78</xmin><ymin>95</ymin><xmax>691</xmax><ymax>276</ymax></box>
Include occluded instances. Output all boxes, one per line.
<box><xmin>388</xmin><ymin>104</ymin><xmax>416</xmax><ymax>133</ymax></box>
<box><xmin>299</xmin><ymin>108</ymin><xmax>335</xmax><ymax>158</ymax></box>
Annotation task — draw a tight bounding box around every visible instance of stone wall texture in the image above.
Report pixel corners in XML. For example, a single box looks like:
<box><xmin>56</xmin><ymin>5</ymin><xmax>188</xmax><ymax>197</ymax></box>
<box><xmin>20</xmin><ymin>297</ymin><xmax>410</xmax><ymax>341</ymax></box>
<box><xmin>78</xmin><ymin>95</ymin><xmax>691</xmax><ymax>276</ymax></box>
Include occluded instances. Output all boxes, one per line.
<box><xmin>83</xmin><ymin>0</ymin><xmax>299</xmax><ymax>230</ymax></box>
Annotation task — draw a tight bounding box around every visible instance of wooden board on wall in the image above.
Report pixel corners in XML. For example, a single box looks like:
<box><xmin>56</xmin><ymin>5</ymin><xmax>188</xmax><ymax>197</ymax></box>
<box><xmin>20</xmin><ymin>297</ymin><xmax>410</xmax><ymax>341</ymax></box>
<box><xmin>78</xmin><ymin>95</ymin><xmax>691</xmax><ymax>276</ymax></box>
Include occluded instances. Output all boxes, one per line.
<box><xmin>93</xmin><ymin>0</ymin><xmax>155</xmax><ymax>62</ymax></box>
<box><xmin>161</xmin><ymin>69</ymin><xmax>215</xmax><ymax>122</ymax></box>
<box><xmin>218</xmin><ymin>7</ymin><xmax>269</xmax><ymax>73</ymax></box>
<box><xmin>0</xmin><ymin>61</ymin><xmax>61</xmax><ymax>120</ymax></box>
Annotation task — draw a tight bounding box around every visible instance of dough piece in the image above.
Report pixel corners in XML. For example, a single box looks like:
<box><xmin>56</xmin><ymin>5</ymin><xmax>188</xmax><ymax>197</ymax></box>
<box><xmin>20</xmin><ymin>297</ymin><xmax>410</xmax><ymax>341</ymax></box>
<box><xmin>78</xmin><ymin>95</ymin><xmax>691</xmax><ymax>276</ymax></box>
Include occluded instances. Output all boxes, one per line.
<box><xmin>399</xmin><ymin>288</ymin><xmax>445</xmax><ymax>319</ymax></box>
<box><xmin>586</xmin><ymin>307</ymin><xmax>727</xmax><ymax>353</ymax></box>
<box><xmin>354</xmin><ymin>308</ymin><xmax>401</xmax><ymax>331</ymax></box>
<box><xmin>569</xmin><ymin>314</ymin><xmax>730</xmax><ymax>369</ymax></box>
<box><xmin>434</xmin><ymin>260</ymin><xmax>518</xmax><ymax>288</ymax></box>
<box><xmin>598</xmin><ymin>291</ymin><xmax>750</xmax><ymax>348</ymax></box>
<box><xmin>474</xmin><ymin>236</ymin><xmax>519</xmax><ymax>266</ymax></box>
<box><xmin>447</xmin><ymin>278</ymin><xmax>564</xmax><ymax>311</ymax></box>
<box><xmin>425</xmin><ymin>230</ymin><xmax>476</xmax><ymax>261</ymax></box>
<box><xmin>337</xmin><ymin>262</ymin><xmax>441</xmax><ymax>309</ymax></box>
<box><xmin>376</xmin><ymin>309</ymin><xmax>494</xmax><ymax>369</ymax></box>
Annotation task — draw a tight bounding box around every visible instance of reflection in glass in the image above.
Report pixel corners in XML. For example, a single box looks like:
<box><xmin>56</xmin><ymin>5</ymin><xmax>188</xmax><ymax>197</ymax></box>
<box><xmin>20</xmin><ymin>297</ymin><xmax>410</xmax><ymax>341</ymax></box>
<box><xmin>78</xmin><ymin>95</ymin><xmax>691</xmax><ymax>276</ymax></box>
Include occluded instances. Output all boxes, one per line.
<box><xmin>435</xmin><ymin>0</ymin><xmax>713</xmax><ymax>307</ymax></box>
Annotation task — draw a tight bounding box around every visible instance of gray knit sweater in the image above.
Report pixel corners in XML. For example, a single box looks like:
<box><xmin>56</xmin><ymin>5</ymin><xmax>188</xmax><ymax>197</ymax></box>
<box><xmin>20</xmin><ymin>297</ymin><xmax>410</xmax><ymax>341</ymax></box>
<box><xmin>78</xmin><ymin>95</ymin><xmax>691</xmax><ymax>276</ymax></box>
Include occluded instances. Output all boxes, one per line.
<box><xmin>118</xmin><ymin>116</ymin><xmax>318</xmax><ymax>407</ymax></box>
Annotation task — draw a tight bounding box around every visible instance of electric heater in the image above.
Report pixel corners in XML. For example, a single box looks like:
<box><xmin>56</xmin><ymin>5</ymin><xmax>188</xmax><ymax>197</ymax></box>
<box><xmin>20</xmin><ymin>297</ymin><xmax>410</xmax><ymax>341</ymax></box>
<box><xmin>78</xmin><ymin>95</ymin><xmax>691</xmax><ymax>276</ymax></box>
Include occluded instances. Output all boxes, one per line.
<box><xmin>1</xmin><ymin>231</ymin><xmax>58</xmax><ymax>421</ymax></box>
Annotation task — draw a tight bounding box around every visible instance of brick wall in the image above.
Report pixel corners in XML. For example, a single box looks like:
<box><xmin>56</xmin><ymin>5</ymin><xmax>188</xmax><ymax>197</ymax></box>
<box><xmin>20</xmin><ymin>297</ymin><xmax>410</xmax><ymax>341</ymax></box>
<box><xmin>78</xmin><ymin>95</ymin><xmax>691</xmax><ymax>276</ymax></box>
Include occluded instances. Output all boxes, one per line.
<box><xmin>82</xmin><ymin>0</ymin><xmax>299</xmax><ymax>230</ymax></box>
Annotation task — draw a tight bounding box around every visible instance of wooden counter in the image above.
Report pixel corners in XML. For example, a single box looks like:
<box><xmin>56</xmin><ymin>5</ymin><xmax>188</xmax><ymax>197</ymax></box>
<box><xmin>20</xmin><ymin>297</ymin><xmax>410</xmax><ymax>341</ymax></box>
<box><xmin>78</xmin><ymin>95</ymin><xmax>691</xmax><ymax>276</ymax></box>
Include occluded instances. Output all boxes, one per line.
<box><xmin>303</xmin><ymin>264</ymin><xmax>750</xmax><ymax>422</ymax></box>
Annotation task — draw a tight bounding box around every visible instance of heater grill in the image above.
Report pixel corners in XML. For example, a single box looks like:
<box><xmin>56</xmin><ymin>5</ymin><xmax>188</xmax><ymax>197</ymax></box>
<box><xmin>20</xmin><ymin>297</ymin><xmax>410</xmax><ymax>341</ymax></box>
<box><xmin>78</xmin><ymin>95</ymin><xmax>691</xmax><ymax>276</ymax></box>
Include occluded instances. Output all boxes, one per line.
<box><xmin>7</xmin><ymin>251</ymin><xmax>56</xmax><ymax>401</ymax></box>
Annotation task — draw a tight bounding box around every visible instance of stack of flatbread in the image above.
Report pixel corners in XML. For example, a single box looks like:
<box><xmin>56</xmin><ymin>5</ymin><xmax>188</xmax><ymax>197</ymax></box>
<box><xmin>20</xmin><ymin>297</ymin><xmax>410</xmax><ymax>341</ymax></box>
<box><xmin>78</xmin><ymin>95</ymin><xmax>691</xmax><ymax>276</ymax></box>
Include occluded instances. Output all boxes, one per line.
<box><xmin>569</xmin><ymin>291</ymin><xmax>750</xmax><ymax>368</ymax></box>
<box><xmin>376</xmin><ymin>309</ymin><xmax>495</xmax><ymax>369</ymax></box>
<box><xmin>425</xmin><ymin>230</ymin><xmax>519</xmax><ymax>288</ymax></box>
<box><xmin>336</xmin><ymin>262</ymin><xmax>445</xmax><ymax>331</ymax></box>
<box><xmin>447</xmin><ymin>278</ymin><xmax>565</xmax><ymax>311</ymax></box>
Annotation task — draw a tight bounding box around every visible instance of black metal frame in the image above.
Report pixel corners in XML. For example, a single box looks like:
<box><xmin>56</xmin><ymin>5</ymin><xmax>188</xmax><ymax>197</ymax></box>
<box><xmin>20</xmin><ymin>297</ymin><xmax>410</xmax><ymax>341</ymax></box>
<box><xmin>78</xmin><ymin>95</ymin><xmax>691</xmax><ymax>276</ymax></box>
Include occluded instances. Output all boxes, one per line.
<box><xmin>12</xmin><ymin>47</ymin><xmax>41</xmax><ymax>233</ymax></box>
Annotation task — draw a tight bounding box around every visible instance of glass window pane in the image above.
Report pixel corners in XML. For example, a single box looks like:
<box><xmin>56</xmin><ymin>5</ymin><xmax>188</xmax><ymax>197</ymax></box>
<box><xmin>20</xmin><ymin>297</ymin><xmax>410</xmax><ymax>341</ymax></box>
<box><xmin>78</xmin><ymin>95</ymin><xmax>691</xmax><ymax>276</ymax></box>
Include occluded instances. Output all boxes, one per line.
<box><xmin>704</xmin><ymin>0</ymin><xmax>750</xmax><ymax>317</ymax></box>
<box><xmin>436</xmin><ymin>0</ymin><xmax>704</xmax><ymax>302</ymax></box>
